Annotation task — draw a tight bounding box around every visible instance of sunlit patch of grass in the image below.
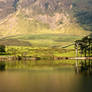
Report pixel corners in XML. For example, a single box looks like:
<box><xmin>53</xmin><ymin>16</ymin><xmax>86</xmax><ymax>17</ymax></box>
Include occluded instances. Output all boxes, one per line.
<box><xmin>5</xmin><ymin>45</ymin><xmax>77</xmax><ymax>58</ymax></box>
<box><xmin>5</xmin><ymin>34</ymin><xmax>82</xmax><ymax>47</ymax></box>
<box><xmin>54</xmin><ymin>51</ymin><xmax>76</xmax><ymax>57</ymax></box>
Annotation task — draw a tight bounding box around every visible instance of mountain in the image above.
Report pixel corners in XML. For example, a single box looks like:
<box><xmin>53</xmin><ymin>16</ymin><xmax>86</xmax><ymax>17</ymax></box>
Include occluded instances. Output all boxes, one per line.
<box><xmin>0</xmin><ymin>0</ymin><xmax>18</xmax><ymax>20</ymax></box>
<box><xmin>72</xmin><ymin>0</ymin><xmax>92</xmax><ymax>31</ymax></box>
<box><xmin>0</xmin><ymin>0</ymin><xmax>91</xmax><ymax>47</ymax></box>
<box><xmin>19</xmin><ymin>0</ymin><xmax>92</xmax><ymax>30</ymax></box>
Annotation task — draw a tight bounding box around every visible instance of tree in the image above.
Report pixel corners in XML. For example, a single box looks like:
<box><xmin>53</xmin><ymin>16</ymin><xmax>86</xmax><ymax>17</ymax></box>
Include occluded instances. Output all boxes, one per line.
<box><xmin>0</xmin><ymin>45</ymin><xmax>6</xmax><ymax>54</ymax></box>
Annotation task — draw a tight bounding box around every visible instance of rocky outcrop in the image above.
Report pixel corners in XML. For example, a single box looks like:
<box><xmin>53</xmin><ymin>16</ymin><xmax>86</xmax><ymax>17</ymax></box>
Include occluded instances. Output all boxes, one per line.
<box><xmin>0</xmin><ymin>0</ymin><xmax>19</xmax><ymax>20</ymax></box>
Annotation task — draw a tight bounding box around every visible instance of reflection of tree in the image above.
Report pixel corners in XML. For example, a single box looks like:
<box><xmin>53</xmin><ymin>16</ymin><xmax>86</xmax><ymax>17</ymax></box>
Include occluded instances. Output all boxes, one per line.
<box><xmin>0</xmin><ymin>62</ymin><xmax>5</xmax><ymax>71</ymax></box>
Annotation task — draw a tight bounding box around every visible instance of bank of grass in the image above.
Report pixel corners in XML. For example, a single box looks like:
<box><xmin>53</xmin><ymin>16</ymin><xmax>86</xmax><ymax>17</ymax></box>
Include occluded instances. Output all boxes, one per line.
<box><xmin>2</xmin><ymin>34</ymin><xmax>82</xmax><ymax>47</ymax></box>
<box><xmin>4</xmin><ymin>45</ymin><xmax>76</xmax><ymax>58</ymax></box>
<box><xmin>17</xmin><ymin>34</ymin><xmax>82</xmax><ymax>47</ymax></box>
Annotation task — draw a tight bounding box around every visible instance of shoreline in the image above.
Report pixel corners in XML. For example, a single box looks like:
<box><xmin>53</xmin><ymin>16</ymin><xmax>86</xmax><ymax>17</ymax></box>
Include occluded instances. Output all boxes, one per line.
<box><xmin>0</xmin><ymin>56</ymin><xmax>92</xmax><ymax>61</ymax></box>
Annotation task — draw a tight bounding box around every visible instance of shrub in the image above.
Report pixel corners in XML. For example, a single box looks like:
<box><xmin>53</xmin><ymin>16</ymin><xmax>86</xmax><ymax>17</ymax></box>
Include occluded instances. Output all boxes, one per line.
<box><xmin>0</xmin><ymin>45</ymin><xmax>6</xmax><ymax>55</ymax></box>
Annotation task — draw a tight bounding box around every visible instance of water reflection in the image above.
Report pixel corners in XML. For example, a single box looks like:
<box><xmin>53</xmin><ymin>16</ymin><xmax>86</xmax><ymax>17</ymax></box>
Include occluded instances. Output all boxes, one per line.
<box><xmin>75</xmin><ymin>59</ymin><xmax>92</xmax><ymax>76</ymax></box>
<box><xmin>0</xmin><ymin>60</ymin><xmax>92</xmax><ymax>76</ymax></box>
<box><xmin>0</xmin><ymin>60</ymin><xmax>92</xmax><ymax>92</ymax></box>
<box><xmin>0</xmin><ymin>62</ymin><xmax>6</xmax><ymax>71</ymax></box>
<box><xmin>0</xmin><ymin>67</ymin><xmax>81</xmax><ymax>92</ymax></box>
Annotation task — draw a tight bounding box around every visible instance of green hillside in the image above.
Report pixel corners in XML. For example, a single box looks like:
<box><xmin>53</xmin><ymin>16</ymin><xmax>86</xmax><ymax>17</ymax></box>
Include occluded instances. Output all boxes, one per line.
<box><xmin>0</xmin><ymin>0</ymin><xmax>91</xmax><ymax>47</ymax></box>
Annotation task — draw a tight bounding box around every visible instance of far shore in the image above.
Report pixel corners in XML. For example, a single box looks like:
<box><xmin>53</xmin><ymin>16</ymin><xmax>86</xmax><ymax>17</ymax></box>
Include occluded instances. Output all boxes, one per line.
<box><xmin>0</xmin><ymin>56</ymin><xmax>92</xmax><ymax>62</ymax></box>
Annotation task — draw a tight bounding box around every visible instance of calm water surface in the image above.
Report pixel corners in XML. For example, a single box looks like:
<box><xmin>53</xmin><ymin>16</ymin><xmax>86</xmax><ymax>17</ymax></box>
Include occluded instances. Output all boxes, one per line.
<box><xmin>0</xmin><ymin>62</ymin><xmax>92</xmax><ymax>92</ymax></box>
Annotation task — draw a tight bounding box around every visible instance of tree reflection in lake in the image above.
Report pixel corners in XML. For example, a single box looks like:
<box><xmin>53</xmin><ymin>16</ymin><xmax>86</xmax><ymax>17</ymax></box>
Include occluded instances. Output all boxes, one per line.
<box><xmin>0</xmin><ymin>62</ymin><xmax>6</xmax><ymax>71</ymax></box>
<box><xmin>0</xmin><ymin>60</ymin><xmax>92</xmax><ymax>92</ymax></box>
<box><xmin>75</xmin><ymin>59</ymin><xmax>92</xmax><ymax>76</ymax></box>
<box><xmin>1</xmin><ymin>60</ymin><xmax>92</xmax><ymax>76</ymax></box>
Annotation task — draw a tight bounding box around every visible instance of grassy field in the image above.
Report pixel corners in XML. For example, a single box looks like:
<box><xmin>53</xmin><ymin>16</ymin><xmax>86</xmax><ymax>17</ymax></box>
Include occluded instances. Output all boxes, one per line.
<box><xmin>0</xmin><ymin>34</ymin><xmax>82</xmax><ymax>58</ymax></box>
<box><xmin>0</xmin><ymin>34</ymin><xmax>82</xmax><ymax>47</ymax></box>
<box><xmin>4</xmin><ymin>45</ymin><xmax>76</xmax><ymax>58</ymax></box>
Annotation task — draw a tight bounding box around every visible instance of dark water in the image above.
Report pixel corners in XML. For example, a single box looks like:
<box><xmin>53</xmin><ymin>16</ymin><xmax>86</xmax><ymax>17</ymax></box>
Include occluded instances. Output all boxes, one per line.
<box><xmin>0</xmin><ymin>61</ymin><xmax>92</xmax><ymax>92</ymax></box>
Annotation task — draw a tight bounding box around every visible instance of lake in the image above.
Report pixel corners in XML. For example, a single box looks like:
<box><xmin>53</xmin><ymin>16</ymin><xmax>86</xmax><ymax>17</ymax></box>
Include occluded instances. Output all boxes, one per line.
<box><xmin>0</xmin><ymin>60</ymin><xmax>92</xmax><ymax>92</ymax></box>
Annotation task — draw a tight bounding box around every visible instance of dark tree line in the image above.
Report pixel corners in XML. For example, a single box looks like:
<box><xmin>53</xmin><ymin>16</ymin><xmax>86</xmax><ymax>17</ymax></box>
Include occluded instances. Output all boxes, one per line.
<box><xmin>0</xmin><ymin>45</ymin><xmax>6</xmax><ymax>55</ymax></box>
<box><xmin>75</xmin><ymin>35</ymin><xmax>92</xmax><ymax>57</ymax></box>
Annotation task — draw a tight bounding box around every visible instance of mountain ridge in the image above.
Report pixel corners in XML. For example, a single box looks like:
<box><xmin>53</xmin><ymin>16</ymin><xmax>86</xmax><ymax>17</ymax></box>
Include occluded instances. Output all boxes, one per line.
<box><xmin>0</xmin><ymin>0</ymin><xmax>91</xmax><ymax>38</ymax></box>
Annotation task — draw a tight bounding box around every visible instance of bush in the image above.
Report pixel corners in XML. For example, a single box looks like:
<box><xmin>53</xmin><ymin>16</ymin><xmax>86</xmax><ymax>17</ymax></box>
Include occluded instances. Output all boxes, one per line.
<box><xmin>0</xmin><ymin>45</ymin><xmax>6</xmax><ymax>55</ymax></box>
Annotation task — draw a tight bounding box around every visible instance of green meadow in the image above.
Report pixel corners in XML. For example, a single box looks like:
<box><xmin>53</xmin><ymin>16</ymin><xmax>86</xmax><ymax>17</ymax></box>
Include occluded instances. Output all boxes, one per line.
<box><xmin>1</xmin><ymin>34</ymin><xmax>82</xmax><ymax>47</ymax></box>
<box><xmin>0</xmin><ymin>33</ymin><xmax>83</xmax><ymax>58</ymax></box>
<box><xmin>4</xmin><ymin>45</ymin><xmax>75</xmax><ymax>59</ymax></box>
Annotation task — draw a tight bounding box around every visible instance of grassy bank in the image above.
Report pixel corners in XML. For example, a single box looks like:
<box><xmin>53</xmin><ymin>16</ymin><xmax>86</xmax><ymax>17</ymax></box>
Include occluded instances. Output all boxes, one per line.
<box><xmin>0</xmin><ymin>34</ymin><xmax>82</xmax><ymax>47</ymax></box>
<box><xmin>4</xmin><ymin>46</ymin><xmax>76</xmax><ymax>58</ymax></box>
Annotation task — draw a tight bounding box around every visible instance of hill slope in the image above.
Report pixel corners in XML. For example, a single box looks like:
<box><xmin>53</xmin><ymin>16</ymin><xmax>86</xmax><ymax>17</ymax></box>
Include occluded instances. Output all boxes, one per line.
<box><xmin>0</xmin><ymin>0</ymin><xmax>91</xmax><ymax>47</ymax></box>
